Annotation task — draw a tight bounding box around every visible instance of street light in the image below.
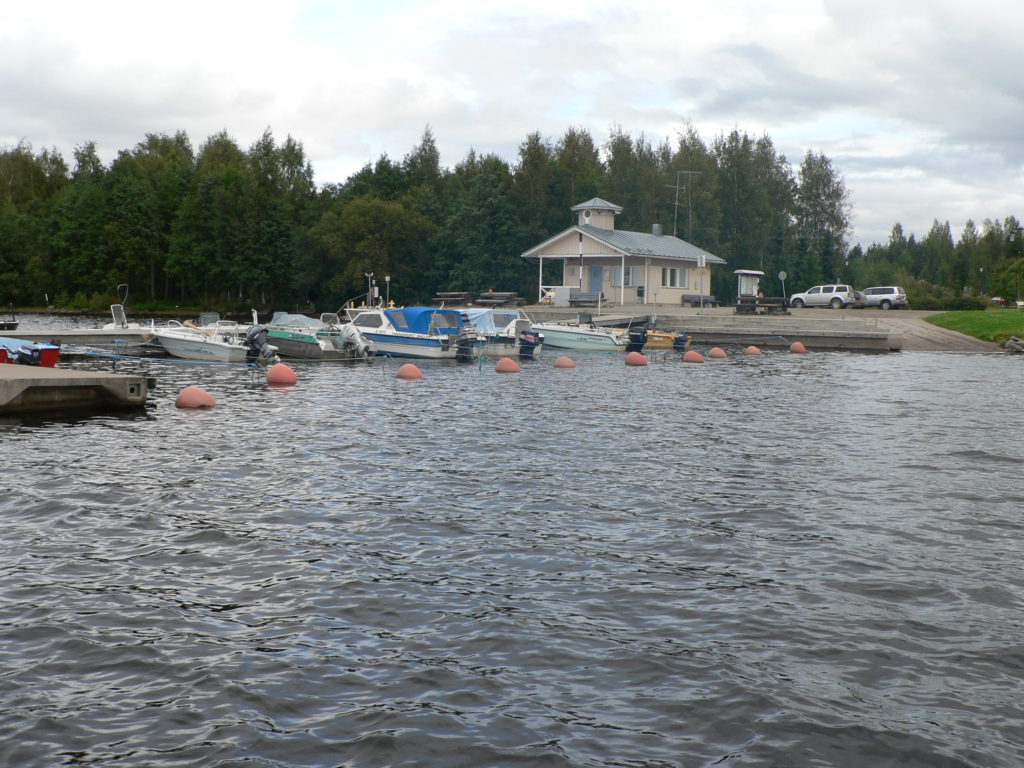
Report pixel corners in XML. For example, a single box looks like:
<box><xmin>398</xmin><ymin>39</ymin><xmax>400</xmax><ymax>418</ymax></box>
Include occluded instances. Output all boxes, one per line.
<box><xmin>1011</xmin><ymin>228</ymin><xmax>1024</xmax><ymax>300</ymax></box>
<box><xmin>365</xmin><ymin>272</ymin><xmax>374</xmax><ymax>307</ymax></box>
<box><xmin>385</xmin><ymin>275</ymin><xmax>391</xmax><ymax>307</ymax></box>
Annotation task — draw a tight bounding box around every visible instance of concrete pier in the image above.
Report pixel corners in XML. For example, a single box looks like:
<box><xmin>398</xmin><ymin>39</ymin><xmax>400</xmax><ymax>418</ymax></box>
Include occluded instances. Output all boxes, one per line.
<box><xmin>0</xmin><ymin>366</ymin><xmax>155</xmax><ymax>414</ymax></box>
<box><xmin>0</xmin><ymin>328</ymin><xmax>154</xmax><ymax>346</ymax></box>
<box><xmin>525</xmin><ymin>304</ymin><xmax>903</xmax><ymax>351</ymax></box>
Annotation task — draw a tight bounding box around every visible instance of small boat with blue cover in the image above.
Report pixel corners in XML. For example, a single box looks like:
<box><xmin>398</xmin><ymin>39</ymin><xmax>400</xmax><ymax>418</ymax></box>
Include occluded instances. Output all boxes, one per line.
<box><xmin>347</xmin><ymin>306</ymin><xmax>483</xmax><ymax>360</ymax></box>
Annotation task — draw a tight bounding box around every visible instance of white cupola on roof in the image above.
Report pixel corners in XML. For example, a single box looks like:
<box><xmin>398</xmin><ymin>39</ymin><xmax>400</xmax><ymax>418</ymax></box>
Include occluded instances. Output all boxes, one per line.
<box><xmin>570</xmin><ymin>198</ymin><xmax>622</xmax><ymax>230</ymax></box>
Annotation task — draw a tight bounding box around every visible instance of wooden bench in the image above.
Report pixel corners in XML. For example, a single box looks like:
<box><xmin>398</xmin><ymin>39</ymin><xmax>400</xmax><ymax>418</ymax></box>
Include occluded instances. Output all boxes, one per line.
<box><xmin>681</xmin><ymin>294</ymin><xmax>719</xmax><ymax>308</ymax></box>
<box><xmin>568</xmin><ymin>289</ymin><xmax>603</xmax><ymax>307</ymax></box>
<box><xmin>432</xmin><ymin>291</ymin><xmax>475</xmax><ymax>305</ymax></box>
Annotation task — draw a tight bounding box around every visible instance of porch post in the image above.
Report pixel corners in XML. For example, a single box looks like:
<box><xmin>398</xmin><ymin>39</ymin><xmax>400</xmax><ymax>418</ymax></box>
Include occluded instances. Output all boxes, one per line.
<box><xmin>578</xmin><ymin>232</ymin><xmax>584</xmax><ymax>289</ymax></box>
<box><xmin>538</xmin><ymin>256</ymin><xmax>543</xmax><ymax>302</ymax></box>
<box><xmin>620</xmin><ymin>253</ymin><xmax>625</xmax><ymax>305</ymax></box>
<box><xmin>644</xmin><ymin>259</ymin><xmax>650</xmax><ymax>305</ymax></box>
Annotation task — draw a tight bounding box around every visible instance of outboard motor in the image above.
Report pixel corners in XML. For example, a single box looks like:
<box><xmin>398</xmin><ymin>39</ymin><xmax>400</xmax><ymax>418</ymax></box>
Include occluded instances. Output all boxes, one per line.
<box><xmin>454</xmin><ymin>328</ymin><xmax>480</xmax><ymax>362</ymax></box>
<box><xmin>336</xmin><ymin>323</ymin><xmax>374</xmax><ymax>358</ymax></box>
<box><xmin>518</xmin><ymin>330</ymin><xmax>542</xmax><ymax>360</ymax></box>
<box><xmin>244</xmin><ymin>324</ymin><xmax>279</xmax><ymax>364</ymax></box>
<box><xmin>13</xmin><ymin>344</ymin><xmax>42</xmax><ymax>365</ymax></box>
<box><xmin>672</xmin><ymin>332</ymin><xmax>691</xmax><ymax>350</ymax></box>
<box><xmin>625</xmin><ymin>326</ymin><xmax>648</xmax><ymax>354</ymax></box>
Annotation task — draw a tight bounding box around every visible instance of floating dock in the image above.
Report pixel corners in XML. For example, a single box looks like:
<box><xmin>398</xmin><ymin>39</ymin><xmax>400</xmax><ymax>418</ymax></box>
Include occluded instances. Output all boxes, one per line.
<box><xmin>0</xmin><ymin>366</ymin><xmax>155</xmax><ymax>414</ymax></box>
<box><xmin>0</xmin><ymin>328</ymin><xmax>154</xmax><ymax>346</ymax></box>
<box><xmin>526</xmin><ymin>307</ymin><xmax>903</xmax><ymax>352</ymax></box>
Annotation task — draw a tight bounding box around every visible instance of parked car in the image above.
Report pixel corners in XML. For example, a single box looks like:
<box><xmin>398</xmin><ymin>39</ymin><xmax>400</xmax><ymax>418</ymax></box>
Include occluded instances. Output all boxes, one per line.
<box><xmin>861</xmin><ymin>286</ymin><xmax>908</xmax><ymax>309</ymax></box>
<box><xmin>788</xmin><ymin>284</ymin><xmax>859</xmax><ymax>308</ymax></box>
<box><xmin>851</xmin><ymin>290</ymin><xmax>866</xmax><ymax>309</ymax></box>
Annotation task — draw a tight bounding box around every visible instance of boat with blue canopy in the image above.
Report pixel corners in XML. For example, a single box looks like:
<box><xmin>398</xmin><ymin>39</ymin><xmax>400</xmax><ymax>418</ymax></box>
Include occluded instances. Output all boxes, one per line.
<box><xmin>347</xmin><ymin>306</ymin><xmax>483</xmax><ymax>360</ymax></box>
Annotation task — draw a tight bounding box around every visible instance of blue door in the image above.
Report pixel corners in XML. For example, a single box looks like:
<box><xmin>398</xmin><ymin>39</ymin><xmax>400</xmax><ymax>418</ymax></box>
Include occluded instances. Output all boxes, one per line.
<box><xmin>588</xmin><ymin>265</ymin><xmax>603</xmax><ymax>294</ymax></box>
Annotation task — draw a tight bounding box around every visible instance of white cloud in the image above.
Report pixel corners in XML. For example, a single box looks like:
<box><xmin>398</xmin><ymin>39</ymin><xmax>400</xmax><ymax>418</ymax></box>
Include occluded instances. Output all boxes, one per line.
<box><xmin>3</xmin><ymin>0</ymin><xmax>1024</xmax><ymax>246</ymax></box>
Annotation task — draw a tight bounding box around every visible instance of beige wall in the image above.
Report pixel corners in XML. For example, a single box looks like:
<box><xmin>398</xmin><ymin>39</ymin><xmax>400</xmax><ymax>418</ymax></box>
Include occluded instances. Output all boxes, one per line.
<box><xmin>561</xmin><ymin>258</ymin><xmax>713</xmax><ymax>304</ymax></box>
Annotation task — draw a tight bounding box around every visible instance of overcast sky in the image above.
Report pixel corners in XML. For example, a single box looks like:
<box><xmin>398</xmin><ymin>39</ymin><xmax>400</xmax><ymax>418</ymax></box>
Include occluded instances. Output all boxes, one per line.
<box><xmin>3</xmin><ymin>0</ymin><xmax>1023</xmax><ymax>247</ymax></box>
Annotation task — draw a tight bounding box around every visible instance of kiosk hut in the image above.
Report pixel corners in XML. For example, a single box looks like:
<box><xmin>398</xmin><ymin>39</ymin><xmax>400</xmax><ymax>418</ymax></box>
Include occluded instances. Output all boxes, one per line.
<box><xmin>734</xmin><ymin>269</ymin><xmax>787</xmax><ymax>314</ymax></box>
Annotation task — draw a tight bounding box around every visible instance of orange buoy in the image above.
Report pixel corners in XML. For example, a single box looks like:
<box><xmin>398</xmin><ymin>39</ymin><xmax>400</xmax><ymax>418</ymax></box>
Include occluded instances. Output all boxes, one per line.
<box><xmin>266</xmin><ymin>362</ymin><xmax>297</xmax><ymax>386</ymax></box>
<box><xmin>683</xmin><ymin>350</ymin><xmax>705</xmax><ymax>363</ymax></box>
<box><xmin>790</xmin><ymin>341</ymin><xmax>807</xmax><ymax>354</ymax></box>
<box><xmin>624</xmin><ymin>351</ymin><xmax>648</xmax><ymax>366</ymax></box>
<box><xmin>175</xmin><ymin>385</ymin><xmax>216</xmax><ymax>409</ymax></box>
<box><xmin>553</xmin><ymin>356</ymin><xmax>576</xmax><ymax>369</ymax></box>
<box><xmin>396</xmin><ymin>363</ymin><xmax>423</xmax><ymax>380</ymax></box>
<box><xmin>744</xmin><ymin>345</ymin><xmax>763</xmax><ymax>355</ymax></box>
<box><xmin>495</xmin><ymin>357</ymin><xmax>521</xmax><ymax>373</ymax></box>
<box><xmin>708</xmin><ymin>347</ymin><xmax>727</xmax><ymax>359</ymax></box>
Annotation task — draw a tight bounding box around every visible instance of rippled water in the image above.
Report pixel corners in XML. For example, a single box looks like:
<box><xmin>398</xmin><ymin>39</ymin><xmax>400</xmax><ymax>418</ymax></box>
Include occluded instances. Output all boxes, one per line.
<box><xmin>3</xmin><ymin>323</ymin><xmax>1024</xmax><ymax>767</ymax></box>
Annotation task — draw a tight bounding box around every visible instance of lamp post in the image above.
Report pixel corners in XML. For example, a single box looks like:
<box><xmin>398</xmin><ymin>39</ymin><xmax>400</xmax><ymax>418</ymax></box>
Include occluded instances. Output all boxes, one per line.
<box><xmin>1011</xmin><ymin>228</ymin><xmax>1023</xmax><ymax>301</ymax></box>
<box><xmin>385</xmin><ymin>275</ymin><xmax>391</xmax><ymax>307</ymax></box>
<box><xmin>365</xmin><ymin>272</ymin><xmax>374</xmax><ymax>307</ymax></box>
<box><xmin>979</xmin><ymin>266</ymin><xmax>984</xmax><ymax>296</ymax></box>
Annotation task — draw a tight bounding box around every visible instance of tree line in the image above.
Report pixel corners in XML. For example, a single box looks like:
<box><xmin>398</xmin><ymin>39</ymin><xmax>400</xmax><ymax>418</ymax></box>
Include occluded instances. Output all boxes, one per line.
<box><xmin>1</xmin><ymin>124</ymin><xmax>1019</xmax><ymax>312</ymax></box>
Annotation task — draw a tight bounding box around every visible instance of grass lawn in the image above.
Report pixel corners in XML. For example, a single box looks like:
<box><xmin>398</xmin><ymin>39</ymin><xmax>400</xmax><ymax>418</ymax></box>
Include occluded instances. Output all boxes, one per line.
<box><xmin>926</xmin><ymin>308</ymin><xmax>1024</xmax><ymax>345</ymax></box>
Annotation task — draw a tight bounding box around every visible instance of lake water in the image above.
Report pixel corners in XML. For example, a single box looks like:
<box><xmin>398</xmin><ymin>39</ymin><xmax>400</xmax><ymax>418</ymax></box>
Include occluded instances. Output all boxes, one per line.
<box><xmin>3</xmin><ymin>320</ymin><xmax>1024</xmax><ymax>767</ymax></box>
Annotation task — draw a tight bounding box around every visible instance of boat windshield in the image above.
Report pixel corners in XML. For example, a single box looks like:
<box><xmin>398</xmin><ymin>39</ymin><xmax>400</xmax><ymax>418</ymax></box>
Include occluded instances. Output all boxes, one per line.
<box><xmin>352</xmin><ymin>313</ymin><xmax>383</xmax><ymax>328</ymax></box>
<box><xmin>429</xmin><ymin>312</ymin><xmax>460</xmax><ymax>329</ymax></box>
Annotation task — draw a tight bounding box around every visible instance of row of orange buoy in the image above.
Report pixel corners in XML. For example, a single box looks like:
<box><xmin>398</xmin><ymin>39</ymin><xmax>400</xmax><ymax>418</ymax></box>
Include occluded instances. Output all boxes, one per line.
<box><xmin>179</xmin><ymin>343</ymin><xmax>812</xmax><ymax>406</ymax></box>
<box><xmin>628</xmin><ymin>340</ymin><xmax>808</xmax><ymax>366</ymax></box>
<box><xmin>395</xmin><ymin>355</ymin><xmax>581</xmax><ymax>379</ymax></box>
<box><xmin>176</xmin><ymin>362</ymin><xmax>298</xmax><ymax>408</ymax></box>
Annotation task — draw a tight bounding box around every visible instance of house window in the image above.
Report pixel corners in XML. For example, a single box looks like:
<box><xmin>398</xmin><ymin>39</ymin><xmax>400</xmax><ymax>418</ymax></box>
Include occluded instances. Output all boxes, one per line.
<box><xmin>661</xmin><ymin>267</ymin><xmax>689</xmax><ymax>288</ymax></box>
<box><xmin>612</xmin><ymin>266</ymin><xmax>642</xmax><ymax>287</ymax></box>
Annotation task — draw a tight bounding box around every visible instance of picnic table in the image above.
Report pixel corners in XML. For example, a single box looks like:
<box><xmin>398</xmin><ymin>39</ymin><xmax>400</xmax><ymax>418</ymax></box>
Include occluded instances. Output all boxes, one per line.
<box><xmin>432</xmin><ymin>291</ymin><xmax>475</xmax><ymax>305</ymax></box>
<box><xmin>474</xmin><ymin>292</ymin><xmax>519</xmax><ymax>307</ymax></box>
<box><xmin>735</xmin><ymin>296</ymin><xmax>789</xmax><ymax>315</ymax></box>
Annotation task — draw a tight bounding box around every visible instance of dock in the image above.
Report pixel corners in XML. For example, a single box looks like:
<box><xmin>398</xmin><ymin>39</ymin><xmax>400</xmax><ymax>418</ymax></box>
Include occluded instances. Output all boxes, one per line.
<box><xmin>0</xmin><ymin>328</ymin><xmax>154</xmax><ymax>346</ymax></box>
<box><xmin>0</xmin><ymin>365</ymin><xmax>155</xmax><ymax>414</ymax></box>
<box><xmin>525</xmin><ymin>305</ymin><xmax>903</xmax><ymax>351</ymax></box>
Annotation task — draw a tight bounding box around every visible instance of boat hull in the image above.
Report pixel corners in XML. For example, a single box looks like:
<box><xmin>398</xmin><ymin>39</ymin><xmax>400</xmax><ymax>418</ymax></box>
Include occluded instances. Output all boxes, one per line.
<box><xmin>154</xmin><ymin>333</ymin><xmax>249</xmax><ymax>362</ymax></box>
<box><xmin>479</xmin><ymin>334</ymin><xmax>544</xmax><ymax>359</ymax></box>
<box><xmin>267</xmin><ymin>328</ymin><xmax>372</xmax><ymax>360</ymax></box>
<box><xmin>0</xmin><ymin>336</ymin><xmax>60</xmax><ymax>366</ymax></box>
<box><xmin>530</xmin><ymin>324</ymin><xmax>625</xmax><ymax>351</ymax></box>
<box><xmin>360</xmin><ymin>332</ymin><xmax>479</xmax><ymax>359</ymax></box>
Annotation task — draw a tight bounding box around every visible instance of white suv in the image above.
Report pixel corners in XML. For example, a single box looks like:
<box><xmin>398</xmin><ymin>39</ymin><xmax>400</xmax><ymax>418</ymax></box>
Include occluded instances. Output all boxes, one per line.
<box><xmin>788</xmin><ymin>284</ymin><xmax>858</xmax><ymax>309</ymax></box>
<box><xmin>861</xmin><ymin>286</ymin><xmax>907</xmax><ymax>309</ymax></box>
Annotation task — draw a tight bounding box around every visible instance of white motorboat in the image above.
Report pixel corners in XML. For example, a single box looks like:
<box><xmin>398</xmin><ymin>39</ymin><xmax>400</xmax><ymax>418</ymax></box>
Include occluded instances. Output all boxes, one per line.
<box><xmin>346</xmin><ymin>306</ymin><xmax>483</xmax><ymax>359</ymax></box>
<box><xmin>460</xmin><ymin>308</ymin><xmax>544</xmax><ymax>359</ymax></box>
<box><xmin>528</xmin><ymin>320</ymin><xmax>627</xmax><ymax>351</ymax></box>
<box><xmin>152</xmin><ymin>312</ymin><xmax>279</xmax><ymax>364</ymax></box>
<box><xmin>266</xmin><ymin>312</ymin><xmax>374</xmax><ymax>359</ymax></box>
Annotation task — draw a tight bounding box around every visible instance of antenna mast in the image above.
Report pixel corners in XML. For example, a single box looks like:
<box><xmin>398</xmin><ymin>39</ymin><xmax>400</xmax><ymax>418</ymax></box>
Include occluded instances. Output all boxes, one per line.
<box><xmin>665</xmin><ymin>169</ymin><xmax>702</xmax><ymax>239</ymax></box>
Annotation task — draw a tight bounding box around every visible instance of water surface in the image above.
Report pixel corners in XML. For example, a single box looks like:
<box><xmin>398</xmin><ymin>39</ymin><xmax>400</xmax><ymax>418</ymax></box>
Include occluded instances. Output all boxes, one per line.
<box><xmin>2</xmin><ymin>333</ymin><xmax>1023</xmax><ymax>767</ymax></box>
